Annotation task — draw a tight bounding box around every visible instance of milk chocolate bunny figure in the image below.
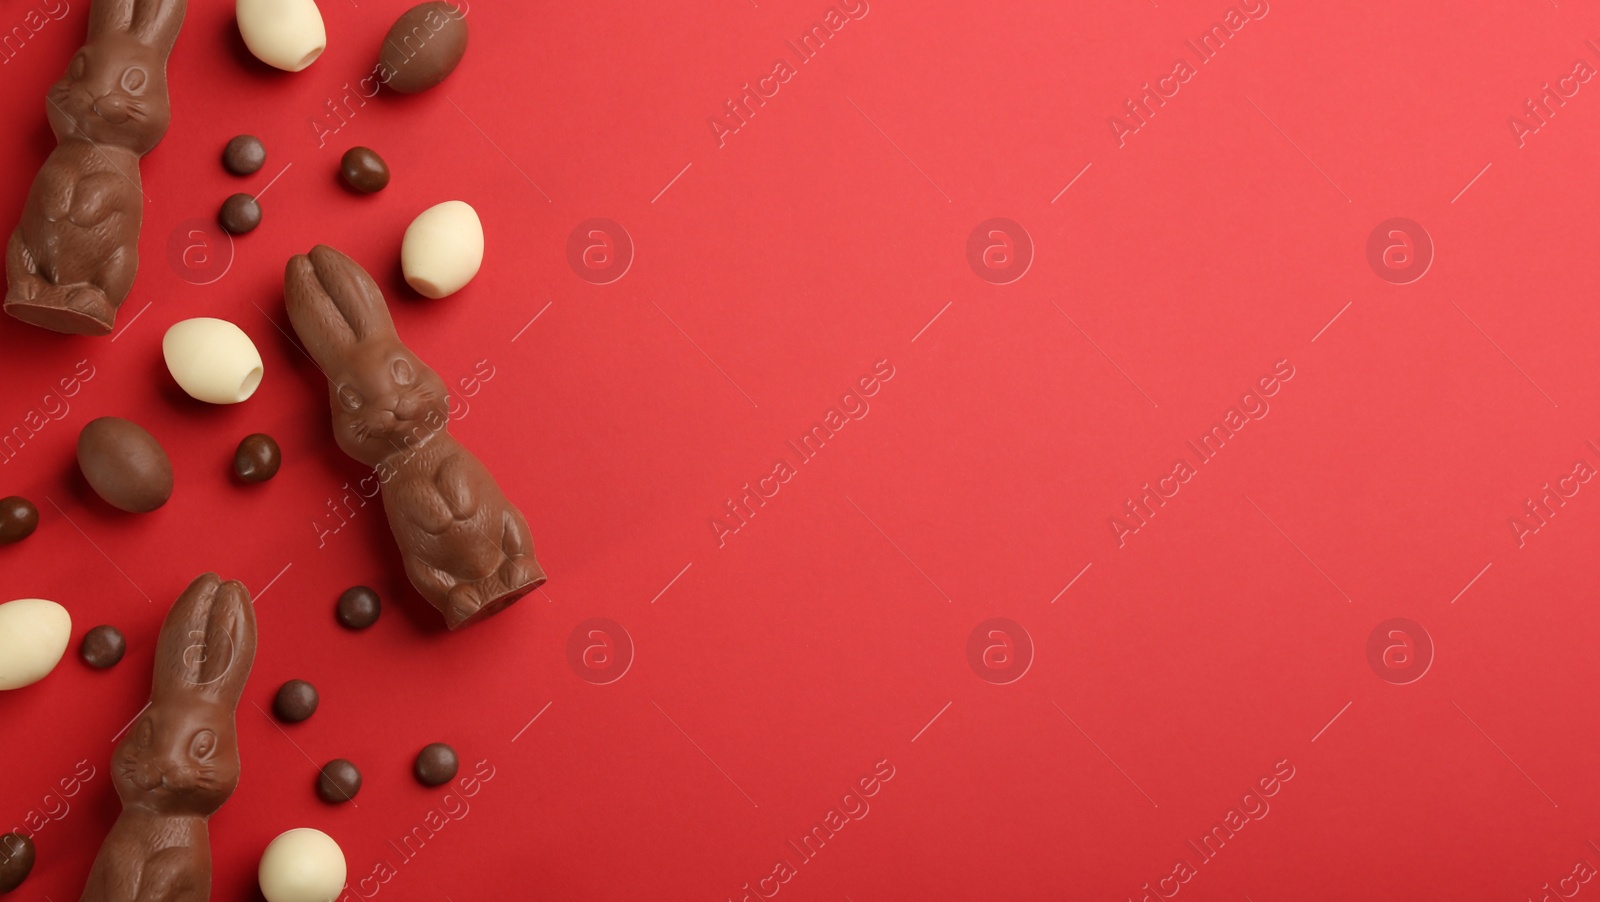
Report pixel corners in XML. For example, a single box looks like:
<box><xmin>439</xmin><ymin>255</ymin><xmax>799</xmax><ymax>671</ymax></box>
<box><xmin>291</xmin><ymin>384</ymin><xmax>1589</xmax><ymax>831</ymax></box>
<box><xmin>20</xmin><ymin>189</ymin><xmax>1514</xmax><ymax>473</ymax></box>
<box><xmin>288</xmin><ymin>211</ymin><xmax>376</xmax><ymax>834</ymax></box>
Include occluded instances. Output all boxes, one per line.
<box><xmin>285</xmin><ymin>245</ymin><xmax>546</xmax><ymax>629</ymax></box>
<box><xmin>80</xmin><ymin>573</ymin><xmax>256</xmax><ymax>902</ymax></box>
<box><xmin>4</xmin><ymin>0</ymin><xmax>186</xmax><ymax>335</ymax></box>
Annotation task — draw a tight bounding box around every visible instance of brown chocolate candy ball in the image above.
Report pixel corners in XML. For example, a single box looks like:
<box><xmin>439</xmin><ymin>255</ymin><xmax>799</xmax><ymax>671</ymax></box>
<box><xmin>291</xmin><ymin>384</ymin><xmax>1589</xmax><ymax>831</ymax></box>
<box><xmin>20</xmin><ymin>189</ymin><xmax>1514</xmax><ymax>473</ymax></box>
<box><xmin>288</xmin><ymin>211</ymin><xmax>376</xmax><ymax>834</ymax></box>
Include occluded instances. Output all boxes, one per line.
<box><xmin>336</xmin><ymin>586</ymin><xmax>381</xmax><ymax>629</ymax></box>
<box><xmin>0</xmin><ymin>832</ymin><xmax>34</xmax><ymax>894</ymax></box>
<box><xmin>316</xmin><ymin>758</ymin><xmax>363</xmax><ymax>804</ymax></box>
<box><xmin>219</xmin><ymin>193</ymin><xmax>262</xmax><ymax>234</ymax></box>
<box><xmin>414</xmin><ymin>742</ymin><xmax>459</xmax><ymax>786</ymax></box>
<box><xmin>77</xmin><ymin>417</ymin><xmax>173</xmax><ymax>514</ymax></box>
<box><xmin>233</xmin><ymin>434</ymin><xmax>281</xmax><ymax>483</ymax></box>
<box><xmin>80</xmin><ymin>625</ymin><xmax>126</xmax><ymax>669</ymax></box>
<box><xmin>0</xmin><ymin>496</ymin><xmax>38</xmax><ymax>545</ymax></box>
<box><xmin>273</xmin><ymin>679</ymin><xmax>319</xmax><ymax>723</ymax></box>
<box><xmin>340</xmin><ymin>147</ymin><xmax>390</xmax><ymax>193</ymax></box>
<box><xmin>222</xmin><ymin>135</ymin><xmax>266</xmax><ymax>175</ymax></box>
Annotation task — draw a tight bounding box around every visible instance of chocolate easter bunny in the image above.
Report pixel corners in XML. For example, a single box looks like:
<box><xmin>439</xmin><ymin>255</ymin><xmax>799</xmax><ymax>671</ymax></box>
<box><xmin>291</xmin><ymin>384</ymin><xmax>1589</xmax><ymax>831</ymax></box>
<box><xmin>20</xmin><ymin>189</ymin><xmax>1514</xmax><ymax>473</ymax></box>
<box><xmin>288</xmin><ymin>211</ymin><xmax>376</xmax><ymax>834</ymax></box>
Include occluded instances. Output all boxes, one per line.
<box><xmin>4</xmin><ymin>0</ymin><xmax>186</xmax><ymax>335</ymax></box>
<box><xmin>285</xmin><ymin>245</ymin><xmax>546</xmax><ymax>629</ymax></box>
<box><xmin>79</xmin><ymin>573</ymin><xmax>256</xmax><ymax>902</ymax></box>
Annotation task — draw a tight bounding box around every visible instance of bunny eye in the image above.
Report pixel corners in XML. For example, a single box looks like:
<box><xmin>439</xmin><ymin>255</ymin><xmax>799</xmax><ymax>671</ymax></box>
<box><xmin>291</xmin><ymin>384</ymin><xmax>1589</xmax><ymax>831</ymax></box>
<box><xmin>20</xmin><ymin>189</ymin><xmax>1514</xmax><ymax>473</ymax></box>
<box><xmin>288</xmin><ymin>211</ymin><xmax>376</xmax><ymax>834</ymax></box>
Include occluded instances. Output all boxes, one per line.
<box><xmin>391</xmin><ymin>358</ymin><xmax>414</xmax><ymax>385</ymax></box>
<box><xmin>337</xmin><ymin>384</ymin><xmax>364</xmax><ymax>411</ymax></box>
<box><xmin>190</xmin><ymin>730</ymin><xmax>217</xmax><ymax>761</ymax></box>
<box><xmin>120</xmin><ymin>66</ymin><xmax>148</xmax><ymax>95</ymax></box>
<box><xmin>68</xmin><ymin>53</ymin><xmax>86</xmax><ymax>79</ymax></box>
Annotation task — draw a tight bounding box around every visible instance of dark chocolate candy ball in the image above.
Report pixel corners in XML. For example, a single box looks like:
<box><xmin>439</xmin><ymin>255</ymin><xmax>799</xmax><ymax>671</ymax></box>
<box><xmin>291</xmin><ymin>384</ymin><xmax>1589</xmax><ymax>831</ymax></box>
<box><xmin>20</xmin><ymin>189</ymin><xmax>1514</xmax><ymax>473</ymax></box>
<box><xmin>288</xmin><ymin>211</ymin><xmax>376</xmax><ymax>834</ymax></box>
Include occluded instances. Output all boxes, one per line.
<box><xmin>222</xmin><ymin>135</ymin><xmax>266</xmax><ymax>175</ymax></box>
<box><xmin>316</xmin><ymin>758</ymin><xmax>363</xmax><ymax>804</ymax></box>
<box><xmin>0</xmin><ymin>831</ymin><xmax>35</xmax><ymax>894</ymax></box>
<box><xmin>233</xmin><ymin>434</ymin><xmax>281</xmax><ymax>483</ymax></box>
<box><xmin>414</xmin><ymin>742</ymin><xmax>459</xmax><ymax>786</ymax></box>
<box><xmin>336</xmin><ymin>586</ymin><xmax>381</xmax><ymax>629</ymax></box>
<box><xmin>273</xmin><ymin>679</ymin><xmax>319</xmax><ymax>723</ymax></box>
<box><xmin>0</xmin><ymin>496</ymin><xmax>38</xmax><ymax>545</ymax></box>
<box><xmin>340</xmin><ymin>147</ymin><xmax>390</xmax><ymax>193</ymax></box>
<box><xmin>219</xmin><ymin>194</ymin><xmax>262</xmax><ymax>234</ymax></box>
<box><xmin>80</xmin><ymin>625</ymin><xmax>126</xmax><ymax>669</ymax></box>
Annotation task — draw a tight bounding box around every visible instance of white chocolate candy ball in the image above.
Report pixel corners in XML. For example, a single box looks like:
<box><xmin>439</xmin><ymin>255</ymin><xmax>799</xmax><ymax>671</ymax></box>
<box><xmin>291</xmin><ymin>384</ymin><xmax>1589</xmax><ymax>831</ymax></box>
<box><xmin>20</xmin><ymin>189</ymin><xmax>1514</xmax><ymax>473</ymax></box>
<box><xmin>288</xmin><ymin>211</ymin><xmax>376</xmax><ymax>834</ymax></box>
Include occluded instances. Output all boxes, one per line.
<box><xmin>0</xmin><ymin>599</ymin><xmax>71</xmax><ymax>690</ymax></box>
<box><xmin>237</xmin><ymin>0</ymin><xmax>327</xmax><ymax>72</ymax></box>
<box><xmin>163</xmin><ymin>318</ymin><xmax>264</xmax><ymax>404</ymax></box>
<box><xmin>401</xmin><ymin>200</ymin><xmax>484</xmax><ymax>298</ymax></box>
<box><xmin>259</xmin><ymin>828</ymin><xmax>346</xmax><ymax>902</ymax></box>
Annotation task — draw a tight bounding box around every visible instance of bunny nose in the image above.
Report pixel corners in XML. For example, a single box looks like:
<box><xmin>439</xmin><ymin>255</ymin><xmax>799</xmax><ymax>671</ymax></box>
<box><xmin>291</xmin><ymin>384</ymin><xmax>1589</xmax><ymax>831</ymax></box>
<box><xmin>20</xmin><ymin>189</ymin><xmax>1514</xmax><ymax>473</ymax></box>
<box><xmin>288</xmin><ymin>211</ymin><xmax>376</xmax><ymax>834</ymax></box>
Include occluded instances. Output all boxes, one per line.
<box><xmin>134</xmin><ymin>765</ymin><xmax>164</xmax><ymax>791</ymax></box>
<box><xmin>394</xmin><ymin>393</ymin><xmax>422</xmax><ymax>420</ymax></box>
<box><xmin>93</xmin><ymin>94</ymin><xmax>129</xmax><ymax>123</ymax></box>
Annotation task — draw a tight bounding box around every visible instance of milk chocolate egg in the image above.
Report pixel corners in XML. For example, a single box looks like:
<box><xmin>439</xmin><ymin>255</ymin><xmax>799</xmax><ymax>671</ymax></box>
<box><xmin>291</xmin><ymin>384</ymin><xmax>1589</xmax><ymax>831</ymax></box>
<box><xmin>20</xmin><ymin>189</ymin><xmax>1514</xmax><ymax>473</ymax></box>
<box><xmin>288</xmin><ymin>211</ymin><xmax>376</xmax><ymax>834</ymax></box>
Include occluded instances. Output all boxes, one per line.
<box><xmin>77</xmin><ymin>418</ymin><xmax>173</xmax><ymax>513</ymax></box>
<box><xmin>378</xmin><ymin>2</ymin><xmax>469</xmax><ymax>94</ymax></box>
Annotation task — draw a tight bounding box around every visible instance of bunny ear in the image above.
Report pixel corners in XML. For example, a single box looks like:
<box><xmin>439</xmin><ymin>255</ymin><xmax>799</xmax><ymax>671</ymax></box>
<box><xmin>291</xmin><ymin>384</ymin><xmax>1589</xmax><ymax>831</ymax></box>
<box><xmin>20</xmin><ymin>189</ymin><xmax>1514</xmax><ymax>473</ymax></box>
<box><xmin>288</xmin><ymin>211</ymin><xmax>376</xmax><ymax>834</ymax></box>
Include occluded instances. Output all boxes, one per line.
<box><xmin>151</xmin><ymin>574</ymin><xmax>257</xmax><ymax>706</ymax></box>
<box><xmin>284</xmin><ymin>246</ymin><xmax>397</xmax><ymax>367</ymax></box>
<box><xmin>86</xmin><ymin>0</ymin><xmax>134</xmax><ymax>38</ymax></box>
<box><xmin>128</xmin><ymin>0</ymin><xmax>186</xmax><ymax>50</ymax></box>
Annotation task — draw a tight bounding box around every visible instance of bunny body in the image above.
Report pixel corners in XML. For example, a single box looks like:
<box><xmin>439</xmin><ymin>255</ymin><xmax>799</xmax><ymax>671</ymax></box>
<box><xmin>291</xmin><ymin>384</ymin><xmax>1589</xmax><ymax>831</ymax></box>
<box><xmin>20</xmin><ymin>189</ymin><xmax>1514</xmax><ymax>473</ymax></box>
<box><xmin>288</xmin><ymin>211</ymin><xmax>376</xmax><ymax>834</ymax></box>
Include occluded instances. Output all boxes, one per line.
<box><xmin>5</xmin><ymin>0</ymin><xmax>186</xmax><ymax>336</ymax></box>
<box><xmin>80</xmin><ymin>573</ymin><xmax>255</xmax><ymax>902</ymax></box>
<box><xmin>285</xmin><ymin>245</ymin><xmax>545</xmax><ymax>629</ymax></box>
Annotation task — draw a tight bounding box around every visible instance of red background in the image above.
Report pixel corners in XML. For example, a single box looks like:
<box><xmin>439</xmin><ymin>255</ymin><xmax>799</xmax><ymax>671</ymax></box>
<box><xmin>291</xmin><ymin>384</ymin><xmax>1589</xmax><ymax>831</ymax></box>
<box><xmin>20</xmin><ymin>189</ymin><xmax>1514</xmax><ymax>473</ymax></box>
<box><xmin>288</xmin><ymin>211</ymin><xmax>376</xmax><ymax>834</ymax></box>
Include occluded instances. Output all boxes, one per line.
<box><xmin>5</xmin><ymin>0</ymin><xmax>1600</xmax><ymax>899</ymax></box>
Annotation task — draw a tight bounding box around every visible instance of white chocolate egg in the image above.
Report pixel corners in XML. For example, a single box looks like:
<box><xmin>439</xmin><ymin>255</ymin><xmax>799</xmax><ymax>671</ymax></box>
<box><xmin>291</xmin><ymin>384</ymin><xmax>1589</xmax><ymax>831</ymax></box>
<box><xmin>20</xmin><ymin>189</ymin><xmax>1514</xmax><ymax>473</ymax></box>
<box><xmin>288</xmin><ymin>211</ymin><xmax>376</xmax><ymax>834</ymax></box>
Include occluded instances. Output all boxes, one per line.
<box><xmin>237</xmin><ymin>0</ymin><xmax>327</xmax><ymax>72</ymax></box>
<box><xmin>259</xmin><ymin>828</ymin><xmax>346</xmax><ymax>902</ymax></box>
<box><xmin>163</xmin><ymin>318</ymin><xmax>264</xmax><ymax>405</ymax></box>
<box><xmin>401</xmin><ymin>200</ymin><xmax>484</xmax><ymax>298</ymax></box>
<box><xmin>0</xmin><ymin>599</ymin><xmax>71</xmax><ymax>690</ymax></box>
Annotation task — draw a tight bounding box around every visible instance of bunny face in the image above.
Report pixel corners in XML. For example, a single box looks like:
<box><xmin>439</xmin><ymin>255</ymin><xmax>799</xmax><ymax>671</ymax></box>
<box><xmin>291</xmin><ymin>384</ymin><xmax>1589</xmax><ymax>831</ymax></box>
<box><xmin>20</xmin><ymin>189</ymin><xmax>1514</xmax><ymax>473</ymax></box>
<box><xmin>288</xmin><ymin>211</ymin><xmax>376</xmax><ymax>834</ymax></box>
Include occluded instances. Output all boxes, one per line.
<box><xmin>47</xmin><ymin>34</ymin><xmax>171</xmax><ymax>152</ymax></box>
<box><xmin>329</xmin><ymin>342</ymin><xmax>452</xmax><ymax>466</ymax></box>
<box><xmin>113</xmin><ymin>703</ymin><xmax>239</xmax><ymax>816</ymax></box>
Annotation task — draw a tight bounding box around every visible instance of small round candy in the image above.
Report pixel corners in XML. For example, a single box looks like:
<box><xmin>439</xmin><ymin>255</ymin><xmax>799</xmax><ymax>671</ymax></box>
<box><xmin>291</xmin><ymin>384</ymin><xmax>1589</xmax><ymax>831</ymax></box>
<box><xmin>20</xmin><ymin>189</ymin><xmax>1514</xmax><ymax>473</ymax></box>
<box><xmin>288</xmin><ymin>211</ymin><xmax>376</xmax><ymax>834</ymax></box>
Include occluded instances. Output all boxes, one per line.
<box><xmin>258</xmin><ymin>828</ymin><xmax>346</xmax><ymax>902</ymax></box>
<box><xmin>273</xmin><ymin>680</ymin><xmax>319</xmax><ymax>723</ymax></box>
<box><xmin>335</xmin><ymin>586</ymin><xmax>381</xmax><ymax>630</ymax></box>
<box><xmin>219</xmin><ymin>194</ymin><xmax>262</xmax><ymax>234</ymax></box>
<box><xmin>339</xmin><ymin>147</ymin><xmax>390</xmax><ymax>193</ymax></box>
<box><xmin>223</xmin><ymin>135</ymin><xmax>266</xmax><ymax>175</ymax></box>
<box><xmin>234</xmin><ymin>434</ymin><xmax>281</xmax><ymax>483</ymax></box>
<box><xmin>80</xmin><ymin>625</ymin><xmax>126</xmax><ymax>669</ymax></box>
<box><xmin>0</xmin><ymin>831</ymin><xmax>35</xmax><ymax>894</ymax></box>
<box><xmin>413</xmin><ymin>742</ymin><xmax>458</xmax><ymax>786</ymax></box>
<box><xmin>0</xmin><ymin>496</ymin><xmax>38</xmax><ymax>545</ymax></box>
<box><xmin>316</xmin><ymin>759</ymin><xmax>362</xmax><ymax>804</ymax></box>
